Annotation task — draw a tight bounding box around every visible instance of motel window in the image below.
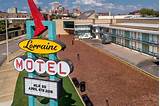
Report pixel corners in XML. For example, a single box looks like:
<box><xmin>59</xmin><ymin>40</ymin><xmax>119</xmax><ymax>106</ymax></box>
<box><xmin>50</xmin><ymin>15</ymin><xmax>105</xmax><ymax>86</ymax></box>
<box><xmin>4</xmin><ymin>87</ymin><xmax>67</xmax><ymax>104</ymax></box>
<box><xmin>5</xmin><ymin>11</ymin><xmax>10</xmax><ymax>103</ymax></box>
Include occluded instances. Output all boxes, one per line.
<box><xmin>112</xmin><ymin>29</ymin><xmax>116</xmax><ymax>35</ymax></box>
<box><xmin>142</xmin><ymin>33</ymin><xmax>149</xmax><ymax>42</ymax></box>
<box><xmin>136</xmin><ymin>42</ymin><xmax>142</xmax><ymax>51</ymax></box>
<box><xmin>152</xmin><ymin>46</ymin><xmax>158</xmax><ymax>54</ymax></box>
<box><xmin>118</xmin><ymin>30</ymin><xmax>122</xmax><ymax>36</ymax></box>
<box><xmin>131</xmin><ymin>32</ymin><xmax>136</xmax><ymax>39</ymax></box>
<box><xmin>63</xmin><ymin>21</ymin><xmax>74</xmax><ymax>29</ymax></box>
<box><xmin>132</xmin><ymin>41</ymin><xmax>136</xmax><ymax>49</ymax></box>
<box><xmin>109</xmin><ymin>29</ymin><xmax>112</xmax><ymax>33</ymax></box>
<box><xmin>122</xmin><ymin>30</ymin><xmax>125</xmax><ymax>36</ymax></box>
<box><xmin>135</xmin><ymin>32</ymin><xmax>139</xmax><ymax>40</ymax></box>
<box><xmin>149</xmin><ymin>46</ymin><xmax>153</xmax><ymax>54</ymax></box>
<box><xmin>116</xmin><ymin>29</ymin><xmax>118</xmax><ymax>35</ymax></box>
<box><xmin>117</xmin><ymin>29</ymin><xmax>120</xmax><ymax>35</ymax></box>
<box><xmin>116</xmin><ymin>38</ymin><xmax>121</xmax><ymax>44</ymax></box>
<box><xmin>149</xmin><ymin>34</ymin><xmax>153</xmax><ymax>43</ymax></box>
<box><xmin>120</xmin><ymin>30</ymin><xmax>123</xmax><ymax>36</ymax></box>
<box><xmin>152</xmin><ymin>34</ymin><xmax>158</xmax><ymax>44</ymax></box>
<box><xmin>122</xmin><ymin>39</ymin><xmax>125</xmax><ymax>46</ymax></box>
<box><xmin>138</xmin><ymin>33</ymin><xmax>142</xmax><ymax>40</ymax></box>
<box><xmin>125</xmin><ymin>31</ymin><xmax>130</xmax><ymax>38</ymax></box>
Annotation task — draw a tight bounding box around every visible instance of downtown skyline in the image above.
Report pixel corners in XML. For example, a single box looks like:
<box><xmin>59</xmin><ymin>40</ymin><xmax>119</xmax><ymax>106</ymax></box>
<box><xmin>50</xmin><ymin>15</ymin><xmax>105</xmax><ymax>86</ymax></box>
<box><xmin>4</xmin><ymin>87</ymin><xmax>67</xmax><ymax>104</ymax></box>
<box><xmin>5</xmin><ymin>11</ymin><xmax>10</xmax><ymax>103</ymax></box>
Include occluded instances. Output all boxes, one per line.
<box><xmin>0</xmin><ymin>0</ymin><xmax>159</xmax><ymax>14</ymax></box>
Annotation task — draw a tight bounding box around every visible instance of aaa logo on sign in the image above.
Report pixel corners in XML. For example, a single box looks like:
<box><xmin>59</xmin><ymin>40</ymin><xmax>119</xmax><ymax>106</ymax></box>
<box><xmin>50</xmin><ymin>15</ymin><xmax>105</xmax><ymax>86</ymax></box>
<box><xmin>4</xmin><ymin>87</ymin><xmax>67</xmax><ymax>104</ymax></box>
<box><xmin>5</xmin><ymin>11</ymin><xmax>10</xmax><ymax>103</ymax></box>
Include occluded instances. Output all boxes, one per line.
<box><xmin>19</xmin><ymin>39</ymin><xmax>65</xmax><ymax>54</ymax></box>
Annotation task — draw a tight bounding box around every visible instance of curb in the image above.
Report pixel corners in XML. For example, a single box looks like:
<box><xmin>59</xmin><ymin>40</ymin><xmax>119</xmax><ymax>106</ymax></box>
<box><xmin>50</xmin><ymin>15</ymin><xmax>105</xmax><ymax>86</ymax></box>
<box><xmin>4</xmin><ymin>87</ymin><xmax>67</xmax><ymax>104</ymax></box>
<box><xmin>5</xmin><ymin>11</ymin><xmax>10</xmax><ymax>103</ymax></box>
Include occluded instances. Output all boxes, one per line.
<box><xmin>0</xmin><ymin>34</ymin><xmax>25</xmax><ymax>45</ymax></box>
<box><xmin>81</xmin><ymin>40</ymin><xmax>159</xmax><ymax>81</ymax></box>
<box><xmin>68</xmin><ymin>76</ymin><xmax>86</xmax><ymax>106</ymax></box>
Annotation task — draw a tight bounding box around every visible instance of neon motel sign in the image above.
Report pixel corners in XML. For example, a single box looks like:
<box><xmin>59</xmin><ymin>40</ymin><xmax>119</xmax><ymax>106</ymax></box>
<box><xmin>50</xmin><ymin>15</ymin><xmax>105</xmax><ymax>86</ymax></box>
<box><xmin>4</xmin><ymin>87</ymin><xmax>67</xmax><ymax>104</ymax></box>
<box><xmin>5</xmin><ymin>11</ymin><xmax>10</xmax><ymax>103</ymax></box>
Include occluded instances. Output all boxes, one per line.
<box><xmin>14</xmin><ymin>57</ymin><xmax>73</xmax><ymax>77</ymax></box>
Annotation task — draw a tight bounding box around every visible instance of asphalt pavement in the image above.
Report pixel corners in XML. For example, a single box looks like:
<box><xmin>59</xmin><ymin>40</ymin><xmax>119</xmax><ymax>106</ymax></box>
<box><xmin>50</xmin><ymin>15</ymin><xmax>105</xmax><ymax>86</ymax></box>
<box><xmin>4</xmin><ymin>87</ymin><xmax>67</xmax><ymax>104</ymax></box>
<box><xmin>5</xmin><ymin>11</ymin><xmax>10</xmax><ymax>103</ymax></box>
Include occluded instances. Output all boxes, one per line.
<box><xmin>83</xmin><ymin>39</ymin><xmax>159</xmax><ymax>78</ymax></box>
<box><xmin>0</xmin><ymin>35</ymin><xmax>25</xmax><ymax>66</ymax></box>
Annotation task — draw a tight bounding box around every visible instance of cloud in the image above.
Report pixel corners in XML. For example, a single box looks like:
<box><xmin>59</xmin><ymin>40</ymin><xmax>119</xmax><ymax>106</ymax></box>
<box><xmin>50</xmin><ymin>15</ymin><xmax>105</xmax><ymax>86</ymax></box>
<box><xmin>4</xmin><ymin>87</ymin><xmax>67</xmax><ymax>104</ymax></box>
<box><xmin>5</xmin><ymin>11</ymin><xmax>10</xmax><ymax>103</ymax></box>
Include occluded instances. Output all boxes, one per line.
<box><xmin>49</xmin><ymin>1</ymin><xmax>60</xmax><ymax>6</ymax></box>
<box><xmin>73</xmin><ymin>0</ymin><xmax>104</xmax><ymax>7</ymax></box>
<box><xmin>33</xmin><ymin>0</ymin><xmax>42</xmax><ymax>5</ymax></box>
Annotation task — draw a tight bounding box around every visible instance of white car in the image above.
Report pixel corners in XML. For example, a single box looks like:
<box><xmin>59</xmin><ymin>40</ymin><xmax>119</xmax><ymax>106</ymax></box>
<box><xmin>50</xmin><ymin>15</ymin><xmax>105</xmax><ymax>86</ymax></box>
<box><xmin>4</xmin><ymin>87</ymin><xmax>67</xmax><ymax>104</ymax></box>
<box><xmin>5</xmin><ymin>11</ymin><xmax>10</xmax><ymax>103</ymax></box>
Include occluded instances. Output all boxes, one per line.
<box><xmin>78</xmin><ymin>34</ymin><xmax>93</xmax><ymax>39</ymax></box>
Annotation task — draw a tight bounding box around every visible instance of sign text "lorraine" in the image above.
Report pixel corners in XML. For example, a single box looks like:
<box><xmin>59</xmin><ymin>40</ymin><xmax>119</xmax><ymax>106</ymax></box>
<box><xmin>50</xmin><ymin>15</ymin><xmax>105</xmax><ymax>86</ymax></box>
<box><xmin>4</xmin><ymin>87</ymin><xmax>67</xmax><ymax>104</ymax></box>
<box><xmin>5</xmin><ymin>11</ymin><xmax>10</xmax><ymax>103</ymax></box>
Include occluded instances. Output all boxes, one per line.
<box><xmin>19</xmin><ymin>39</ymin><xmax>66</xmax><ymax>54</ymax></box>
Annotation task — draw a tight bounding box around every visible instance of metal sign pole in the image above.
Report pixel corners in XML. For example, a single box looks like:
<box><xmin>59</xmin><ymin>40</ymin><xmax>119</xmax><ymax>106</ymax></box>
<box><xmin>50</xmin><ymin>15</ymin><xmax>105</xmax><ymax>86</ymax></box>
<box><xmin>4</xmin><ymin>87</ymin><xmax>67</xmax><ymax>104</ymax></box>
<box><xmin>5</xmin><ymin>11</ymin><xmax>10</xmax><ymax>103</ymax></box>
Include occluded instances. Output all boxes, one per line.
<box><xmin>26</xmin><ymin>21</ymin><xmax>36</xmax><ymax>106</ymax></box>
<box><xmin>47</xmin><ymin>21</ymin><xmax>58</xmax><ymax>106</ymax></box>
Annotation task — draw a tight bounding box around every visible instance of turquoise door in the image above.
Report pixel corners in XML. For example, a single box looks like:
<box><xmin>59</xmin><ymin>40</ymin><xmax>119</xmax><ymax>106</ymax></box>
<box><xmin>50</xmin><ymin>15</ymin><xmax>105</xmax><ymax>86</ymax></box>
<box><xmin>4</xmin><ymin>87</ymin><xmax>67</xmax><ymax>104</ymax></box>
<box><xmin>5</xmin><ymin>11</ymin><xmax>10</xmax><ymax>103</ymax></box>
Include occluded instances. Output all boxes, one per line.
<box><xmin>112</xmin><ymin>29</ymin><xmax>116</xmax><ymax>35</ymax></box>
<box><xmin>125</xmin><ymin>31</ymin><xmax>130</xmax><ymax>38</ymax></box>
<box><xmin>142</xmin><ymin>33</ymin><xmax>149</xmax><ymax>42</ymax></box>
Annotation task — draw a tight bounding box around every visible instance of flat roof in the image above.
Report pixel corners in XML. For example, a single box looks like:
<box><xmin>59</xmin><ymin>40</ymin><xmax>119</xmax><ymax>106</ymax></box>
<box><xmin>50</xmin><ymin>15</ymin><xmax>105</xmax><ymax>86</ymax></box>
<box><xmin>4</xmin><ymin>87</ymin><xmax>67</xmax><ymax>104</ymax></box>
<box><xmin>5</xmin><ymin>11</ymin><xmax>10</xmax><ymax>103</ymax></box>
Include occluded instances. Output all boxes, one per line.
<box><xmin>117</xmin><ymin>23</ymin><xmax>159</xmax><ymax>28</ymax></box>
<box><xmin>75</xmin><ymin>24</ymin><xmax>92</xmax><ymax>25</ymax></box>
<box><xmin>95</xmin><ymin>24</ymin><xmax>159</xmax><ymax>35</ymax></box>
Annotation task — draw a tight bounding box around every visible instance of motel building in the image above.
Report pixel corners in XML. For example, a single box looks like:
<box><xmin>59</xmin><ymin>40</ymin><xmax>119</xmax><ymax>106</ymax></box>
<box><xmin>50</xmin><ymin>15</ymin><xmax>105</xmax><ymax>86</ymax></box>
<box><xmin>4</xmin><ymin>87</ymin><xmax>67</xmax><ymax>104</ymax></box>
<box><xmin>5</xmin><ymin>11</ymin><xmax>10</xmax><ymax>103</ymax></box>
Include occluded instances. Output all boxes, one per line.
<box><xmin>55</xmin><ymin>16</ymin><xmax>159</xmax><ymax>59</ymax></box>
<box><xmin>70</xmin><ymin>18</ymin><xmax>159</xmax><ymax>59</ymax></box>
<box><xmin>92</xmin><ymin>22</ymin><xmax>159</xmax><ymax>58</ymax></box>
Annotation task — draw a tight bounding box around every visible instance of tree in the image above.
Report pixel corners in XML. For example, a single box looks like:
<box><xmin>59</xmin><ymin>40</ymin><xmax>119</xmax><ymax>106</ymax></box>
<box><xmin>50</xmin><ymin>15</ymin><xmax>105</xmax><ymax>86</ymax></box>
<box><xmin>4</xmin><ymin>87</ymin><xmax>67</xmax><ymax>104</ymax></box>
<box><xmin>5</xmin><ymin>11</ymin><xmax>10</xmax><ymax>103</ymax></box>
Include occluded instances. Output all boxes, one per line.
<box><xmin>139</xmin><ymin>8</ymin><xmax>159</xmax><ymax>17</ymax></box>
<box><xmin>0</xmin><ymin>20</ymin><xmax>6</xmax><ymax>32</ymax></box>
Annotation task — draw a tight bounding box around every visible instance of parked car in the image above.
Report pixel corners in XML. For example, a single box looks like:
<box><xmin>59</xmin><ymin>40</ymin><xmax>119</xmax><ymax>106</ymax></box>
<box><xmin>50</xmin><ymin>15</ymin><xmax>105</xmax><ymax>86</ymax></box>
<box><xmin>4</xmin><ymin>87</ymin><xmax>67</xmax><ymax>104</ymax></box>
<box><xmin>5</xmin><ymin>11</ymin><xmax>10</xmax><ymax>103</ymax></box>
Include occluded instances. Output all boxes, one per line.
<box><xmin>79</xmin><ymin>33</ymin><xmax>93</xmax><ymax>39</ymax></box>
<box><xmin>72</xmin><ymin>77</ymin><xmax>80</xmax><ymax>88</ymax></box>
<box><xmin>101</xmin><ymin>34</ymin><xmax>111</xmax><ymax>44</ymax></box>
<box><xmin>82</xmin><ymin>94</ymin><xmax>93</xmax><ymax>106</ymax></box>
<box><xmin>80</xmin><ymin>81</ymin><xmax>86</xmax><ymax>92</ymax></box>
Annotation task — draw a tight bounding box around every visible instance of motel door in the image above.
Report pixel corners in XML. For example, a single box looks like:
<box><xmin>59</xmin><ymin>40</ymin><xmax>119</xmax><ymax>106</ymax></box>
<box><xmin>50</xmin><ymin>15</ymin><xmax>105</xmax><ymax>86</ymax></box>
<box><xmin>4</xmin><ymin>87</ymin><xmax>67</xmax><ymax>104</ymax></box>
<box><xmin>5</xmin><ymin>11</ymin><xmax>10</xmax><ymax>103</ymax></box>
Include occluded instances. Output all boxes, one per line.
<box><xmin>112</xmin><ymin>37</ymin><xmax>116</xmax><ymax>43</ymax></box>
<box><xmin>125</xmin><ymin>31</ymin><xmax>130</xmax><ymax>38</ymax></box>
<box><xmin>142</xmin><ymin>33</ymin><xmax>149</xmax><ymax>42</ymax></box>
<box><xmin>112</xmin><ymin>29</ymin><xmax>116</xmax><ymax>43</ymax></box>
<box><xmin>142</xmin><ymin>43</ymin><xmax>149</xmax><ymax>53</ymax></box>
<box><xmin>112</xmin><ymin>29</ymin><xmax>116</xmax><ymax>35</ymax></box>
<box><xmin>125</xmin><ymin>39</ymin><xmax>130</xmax><ymax>47</ymax></box>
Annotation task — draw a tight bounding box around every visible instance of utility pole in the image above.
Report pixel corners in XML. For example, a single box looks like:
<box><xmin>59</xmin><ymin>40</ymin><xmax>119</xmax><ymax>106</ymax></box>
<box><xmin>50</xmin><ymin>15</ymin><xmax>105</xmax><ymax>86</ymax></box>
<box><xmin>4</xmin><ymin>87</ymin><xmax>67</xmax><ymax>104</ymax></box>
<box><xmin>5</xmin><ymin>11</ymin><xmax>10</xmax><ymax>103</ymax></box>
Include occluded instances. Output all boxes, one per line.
<box><xmin>5</xmin><ymin>17</ymin><xmax>9</xmax><ymax>63</ymax></box>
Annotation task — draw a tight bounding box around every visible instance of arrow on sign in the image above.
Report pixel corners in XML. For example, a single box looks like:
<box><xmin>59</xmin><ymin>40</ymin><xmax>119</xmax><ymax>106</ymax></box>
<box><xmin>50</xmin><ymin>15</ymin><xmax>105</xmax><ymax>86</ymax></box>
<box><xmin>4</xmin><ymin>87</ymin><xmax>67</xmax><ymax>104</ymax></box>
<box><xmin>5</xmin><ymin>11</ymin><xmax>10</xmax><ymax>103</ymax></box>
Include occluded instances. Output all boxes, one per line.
<box><xmin>27</xmin><ymin>0</ymin><xmax>47</xmax><ymax>37</ymax></box>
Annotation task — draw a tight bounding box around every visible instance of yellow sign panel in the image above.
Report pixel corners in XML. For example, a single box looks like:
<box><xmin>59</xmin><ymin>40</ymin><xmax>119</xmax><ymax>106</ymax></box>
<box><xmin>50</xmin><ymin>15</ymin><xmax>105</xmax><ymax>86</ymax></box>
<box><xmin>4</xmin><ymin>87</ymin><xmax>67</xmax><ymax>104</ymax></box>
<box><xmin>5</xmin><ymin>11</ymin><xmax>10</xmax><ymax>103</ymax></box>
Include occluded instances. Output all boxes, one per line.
<box><xmin>19</xmin><ymin>39</ymin><xmax>65</xmax><ymax>54</ymax></box>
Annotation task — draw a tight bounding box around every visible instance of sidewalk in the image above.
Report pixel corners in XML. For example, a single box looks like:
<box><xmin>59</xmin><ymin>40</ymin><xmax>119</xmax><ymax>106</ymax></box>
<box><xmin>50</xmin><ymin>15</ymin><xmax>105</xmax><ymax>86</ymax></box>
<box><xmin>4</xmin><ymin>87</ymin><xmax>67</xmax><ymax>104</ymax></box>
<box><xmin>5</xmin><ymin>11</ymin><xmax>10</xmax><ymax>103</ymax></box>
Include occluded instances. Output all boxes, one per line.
<box><xmin>83</xmin><ymin>39</ymin><xmax>159</xmax><ymax>78</ymax></box>
<box><xmin>0</xmin><ymin>49</ymin><xmax>24</xmax><ymax>106</ymax></box>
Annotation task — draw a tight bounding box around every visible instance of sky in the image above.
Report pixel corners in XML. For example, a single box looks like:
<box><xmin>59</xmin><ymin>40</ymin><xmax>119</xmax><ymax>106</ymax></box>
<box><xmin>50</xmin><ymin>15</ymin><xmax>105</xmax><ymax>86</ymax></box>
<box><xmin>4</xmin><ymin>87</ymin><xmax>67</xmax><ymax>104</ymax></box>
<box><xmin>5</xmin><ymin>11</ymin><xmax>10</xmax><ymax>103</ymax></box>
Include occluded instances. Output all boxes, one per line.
<box><xmin>0</xmin><ymin>0</ymin><xmax>159</xmax><ymax>14</ymax></box>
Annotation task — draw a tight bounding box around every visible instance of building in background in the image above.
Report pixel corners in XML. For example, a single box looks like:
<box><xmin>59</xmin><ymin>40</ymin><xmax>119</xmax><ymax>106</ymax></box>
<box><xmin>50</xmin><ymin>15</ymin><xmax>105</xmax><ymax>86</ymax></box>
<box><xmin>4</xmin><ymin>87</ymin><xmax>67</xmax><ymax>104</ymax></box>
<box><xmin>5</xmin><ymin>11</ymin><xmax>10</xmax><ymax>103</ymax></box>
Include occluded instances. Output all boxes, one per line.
<box><xmin>50</xmin><ymin>2</ymin><xmax>69</xmax><ymax>18</ymax></box>
<box><xmin>0</xmin><ymin>9</ymin><xmax>30</xmax><ymax>40</ymax></box>
<box><xmin>0</xmin><ymin>12</ymin><xmax>30</xmax><ymax>19</ymax></box>
<box><xmin>77</xmin><ymin>10</ymin><xmax>96</xmax><ymax>19</ymax></box>
<box><xmin>7</xmin><ymin>7</ymin><xmax>17</xmax><ymax>13</ymax></box>
<box><xmin>72</xmin><ymin>7</ymin><xmax>81</xmax><ymax>17</ymax></box>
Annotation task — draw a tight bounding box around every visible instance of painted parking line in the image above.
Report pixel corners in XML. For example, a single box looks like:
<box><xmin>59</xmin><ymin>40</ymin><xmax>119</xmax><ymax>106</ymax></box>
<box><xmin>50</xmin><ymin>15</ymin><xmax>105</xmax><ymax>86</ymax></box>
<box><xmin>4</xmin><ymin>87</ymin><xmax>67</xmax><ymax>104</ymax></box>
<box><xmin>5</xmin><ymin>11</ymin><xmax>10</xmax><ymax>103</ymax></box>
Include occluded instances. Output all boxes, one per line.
<box><xmin>81</xmin><ymin>40</ymin><xmax>159</xmax><ymax>81</ymax></box>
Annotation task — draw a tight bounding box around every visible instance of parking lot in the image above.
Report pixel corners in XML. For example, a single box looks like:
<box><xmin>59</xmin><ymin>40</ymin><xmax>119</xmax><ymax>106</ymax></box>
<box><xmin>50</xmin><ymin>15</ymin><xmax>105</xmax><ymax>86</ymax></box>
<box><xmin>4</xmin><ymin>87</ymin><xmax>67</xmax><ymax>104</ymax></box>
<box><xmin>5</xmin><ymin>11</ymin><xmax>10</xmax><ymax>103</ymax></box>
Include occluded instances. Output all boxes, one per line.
<box><xmin>83</xmin><ymin>38</ymin><xmax>159</xmax><ymax>78</ymax></box>
<box><xmin>58</xmin><ymin>35</ymin><xmax>158</xmax><ymax>106</ymax></box>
